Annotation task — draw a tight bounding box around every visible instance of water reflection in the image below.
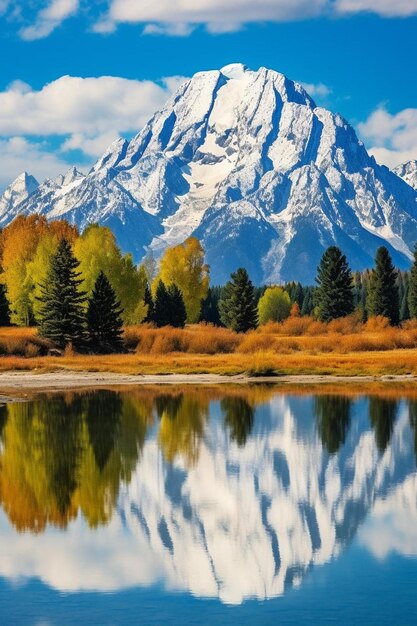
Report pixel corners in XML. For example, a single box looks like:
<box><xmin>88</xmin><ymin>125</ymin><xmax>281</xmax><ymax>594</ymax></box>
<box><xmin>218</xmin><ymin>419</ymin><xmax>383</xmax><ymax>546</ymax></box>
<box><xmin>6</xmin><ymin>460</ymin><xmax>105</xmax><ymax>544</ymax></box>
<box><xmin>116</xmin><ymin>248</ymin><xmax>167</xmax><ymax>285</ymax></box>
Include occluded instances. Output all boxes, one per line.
<box><xmin>0</xmin><ymin>386</ymin><xmax>417</xmax><ymax>604</ymax></box>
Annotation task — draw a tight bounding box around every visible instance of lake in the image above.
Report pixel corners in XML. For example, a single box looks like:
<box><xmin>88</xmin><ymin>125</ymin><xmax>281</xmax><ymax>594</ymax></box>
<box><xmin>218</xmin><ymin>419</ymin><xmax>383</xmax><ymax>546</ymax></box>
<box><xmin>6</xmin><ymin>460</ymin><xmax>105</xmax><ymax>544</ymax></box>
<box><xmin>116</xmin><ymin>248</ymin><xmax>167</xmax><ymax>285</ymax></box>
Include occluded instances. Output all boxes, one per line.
<box><xmin>0</xmin><ymin>385</ymin><xmax>416</xmax><ymax>625</ymax></box>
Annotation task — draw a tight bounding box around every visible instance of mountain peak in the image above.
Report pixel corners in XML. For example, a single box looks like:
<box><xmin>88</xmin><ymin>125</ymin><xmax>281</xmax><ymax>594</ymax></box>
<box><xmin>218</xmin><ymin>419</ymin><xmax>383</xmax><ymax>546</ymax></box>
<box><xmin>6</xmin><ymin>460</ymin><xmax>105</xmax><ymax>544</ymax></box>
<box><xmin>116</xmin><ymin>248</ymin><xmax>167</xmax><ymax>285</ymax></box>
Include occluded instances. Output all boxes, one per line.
<box><xmin>1</xmin><ymin>64</ymin><xmax>417</xmax><ymax>282</ymax></box>
<box><xmin>220</xmin><ymin>63</ymin><xmax>249</xmax><ymax>78</ymax></box>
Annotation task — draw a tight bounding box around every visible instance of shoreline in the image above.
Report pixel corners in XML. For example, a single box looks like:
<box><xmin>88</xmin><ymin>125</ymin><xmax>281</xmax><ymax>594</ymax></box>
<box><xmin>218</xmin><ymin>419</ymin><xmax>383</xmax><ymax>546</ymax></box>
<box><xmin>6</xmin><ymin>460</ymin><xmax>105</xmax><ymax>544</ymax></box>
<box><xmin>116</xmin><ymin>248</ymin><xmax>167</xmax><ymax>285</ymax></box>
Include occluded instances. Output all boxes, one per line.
<box><xmin>0</xmin><ymin>370</ymin><xmax>417</xmax><ymax>394</ymax></box>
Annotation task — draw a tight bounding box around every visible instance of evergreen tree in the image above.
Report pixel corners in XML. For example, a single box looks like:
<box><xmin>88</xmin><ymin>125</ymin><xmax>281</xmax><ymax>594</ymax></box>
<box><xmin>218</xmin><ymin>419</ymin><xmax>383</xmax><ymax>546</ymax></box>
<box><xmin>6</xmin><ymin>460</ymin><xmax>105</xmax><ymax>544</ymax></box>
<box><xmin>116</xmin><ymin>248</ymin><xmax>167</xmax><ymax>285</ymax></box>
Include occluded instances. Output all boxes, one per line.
<box><xmin>153</xmin><ymin>280</ymin><xmax>171</xmax><ymax>327</ymax></box>
<box><xmin>314</xmin><ymin>246</ymin><xmax>354</xmax><ymax>321</ymax></box>
<box><xmin>143</xmin><ymin>281</ymin><xmax>155</xmax><ymax>324</ymax></box>
<box><xmin>0</xmin><ymin>284</ymin><xmax>10</xmax><ymax>326</ymax></box>
<box><xmin>367</xmin><ymin>246</ymin><xmax>399</xmax><ymax>325</ymax></box>
<box><xmin>37</xmin><ymin>239</ymin><xmax>86</xmax><ymax>348</ymax></box>
<box><xmin>301</xmin><ymin>288</ymin><xmax>314</xmax><ymax>316</ymax></box>
<box><xmin>167</xmin><ymin>284</ymin><xmax>187</xmax><ymax>328</ymax></box>
<box><xmin>87</xmin><ymin>271</ymin><xmax>124</xmax><ymax>353</ymax></box>
<box><xmin>219</xmin><ymin>268</ymin><xmax>258</xmax><ymax>332</ymax></box>
<box><xmin>408</xmin><ymin>244</ymin><xmax>417</xmax><ymax>319</ymax></box>
<box><xmin>400</xmin><ymin>274</ymin><xmax>410</xmax><ymax>321</ymax></box>
<box><xmin>200</xmin><ymin>286</ymin><xmax>222</xmax><ymax>325</ymax></box>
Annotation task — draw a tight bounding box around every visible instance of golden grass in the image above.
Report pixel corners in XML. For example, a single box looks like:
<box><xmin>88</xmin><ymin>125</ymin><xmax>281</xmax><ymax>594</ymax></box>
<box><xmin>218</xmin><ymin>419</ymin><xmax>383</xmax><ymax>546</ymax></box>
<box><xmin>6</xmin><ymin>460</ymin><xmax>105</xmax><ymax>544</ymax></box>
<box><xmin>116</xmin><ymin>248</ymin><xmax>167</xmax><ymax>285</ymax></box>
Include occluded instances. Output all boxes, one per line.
<box><xmin>1</xmin><ymin>317</ymin><xmax>417</xmax><ymax>377</ymax></box>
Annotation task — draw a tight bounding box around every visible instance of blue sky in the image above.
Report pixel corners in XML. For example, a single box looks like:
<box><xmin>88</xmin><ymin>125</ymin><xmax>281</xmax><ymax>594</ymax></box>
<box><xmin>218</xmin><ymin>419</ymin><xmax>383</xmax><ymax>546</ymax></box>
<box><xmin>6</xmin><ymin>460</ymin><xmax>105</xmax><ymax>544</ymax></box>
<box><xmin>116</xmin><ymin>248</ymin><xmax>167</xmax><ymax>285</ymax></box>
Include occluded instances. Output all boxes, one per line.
<box><xmin>0</xmin><ymin>1</ymin><xmax>416</xmax><ymax>188</ymax></box>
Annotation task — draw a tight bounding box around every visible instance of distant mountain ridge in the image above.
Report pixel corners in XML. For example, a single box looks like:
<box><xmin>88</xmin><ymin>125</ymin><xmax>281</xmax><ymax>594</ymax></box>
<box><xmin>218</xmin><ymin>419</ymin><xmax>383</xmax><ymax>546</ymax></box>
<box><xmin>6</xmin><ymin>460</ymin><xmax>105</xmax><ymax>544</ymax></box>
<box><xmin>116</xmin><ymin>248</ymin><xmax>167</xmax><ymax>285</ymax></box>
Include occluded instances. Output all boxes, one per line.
<box><xmin>1</xmin><ymin>63</ymin><xmax>417</xmax><ymax>284</ymax></box>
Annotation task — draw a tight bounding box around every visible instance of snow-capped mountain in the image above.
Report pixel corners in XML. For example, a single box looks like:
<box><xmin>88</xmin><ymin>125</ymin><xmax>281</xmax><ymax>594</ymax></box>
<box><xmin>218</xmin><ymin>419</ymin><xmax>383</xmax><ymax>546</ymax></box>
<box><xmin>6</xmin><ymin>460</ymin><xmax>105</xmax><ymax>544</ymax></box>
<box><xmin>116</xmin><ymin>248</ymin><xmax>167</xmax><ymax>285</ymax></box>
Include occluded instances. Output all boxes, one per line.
<box><xmin>0</xmin><ymin>172</ymin><xmax>38</xmax><ymax>226</ymax></box>
<box><xmin>394</xmin><ymin>160</ymin><xmax>417</xmax><ymax>191</ymax></box>
<box><xmin>1</xmin><ymin>64</ymin><xmax>417</xmax><ymax>283</ymax></box>
<box><xmin>0</xmin><ymin>167</ymin><xmax>85</xmax><ymax>227</ymax></box>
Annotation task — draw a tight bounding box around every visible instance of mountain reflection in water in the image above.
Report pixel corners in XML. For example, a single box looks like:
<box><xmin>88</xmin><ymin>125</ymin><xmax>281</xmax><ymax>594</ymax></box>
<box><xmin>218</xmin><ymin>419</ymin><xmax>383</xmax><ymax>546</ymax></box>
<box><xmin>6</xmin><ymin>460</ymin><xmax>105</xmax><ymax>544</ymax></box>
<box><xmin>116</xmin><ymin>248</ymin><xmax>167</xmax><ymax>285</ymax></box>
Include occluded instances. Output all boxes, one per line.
<box><xmin>0</xmin><ymin>386</ymin><xmax>416</xmax><ymax>605</ymax></box>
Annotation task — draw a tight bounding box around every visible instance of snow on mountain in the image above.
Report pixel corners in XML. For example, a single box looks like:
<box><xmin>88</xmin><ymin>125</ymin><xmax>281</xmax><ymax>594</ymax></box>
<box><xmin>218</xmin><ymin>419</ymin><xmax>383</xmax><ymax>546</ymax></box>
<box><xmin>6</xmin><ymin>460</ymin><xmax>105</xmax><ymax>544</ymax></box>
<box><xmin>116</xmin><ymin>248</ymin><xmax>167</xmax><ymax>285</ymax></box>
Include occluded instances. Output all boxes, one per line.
<box><xmin>0</xmin><ymin>172</ymin><xmax>39</xmax><ymax>226</ymax></box>
<box><xmin>2</xmin><ymin>64</ymin><xmax>417</xmax><ymax>283</ymax></box>
<box><xmin>394</xmin><ymin>160</ymin><xmax>417</xmax><ymax>191</ymax></box>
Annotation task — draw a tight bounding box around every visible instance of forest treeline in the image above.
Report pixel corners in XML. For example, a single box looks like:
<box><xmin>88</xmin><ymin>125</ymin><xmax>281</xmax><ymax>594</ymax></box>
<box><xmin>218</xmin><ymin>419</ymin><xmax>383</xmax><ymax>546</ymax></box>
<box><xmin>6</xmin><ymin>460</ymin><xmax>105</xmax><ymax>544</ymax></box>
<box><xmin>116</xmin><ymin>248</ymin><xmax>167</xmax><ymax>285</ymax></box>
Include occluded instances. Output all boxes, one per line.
<box><xmin>0</xmin><ymin>215</ymin><xmax>416</xmax><ymax>352</ymax></box>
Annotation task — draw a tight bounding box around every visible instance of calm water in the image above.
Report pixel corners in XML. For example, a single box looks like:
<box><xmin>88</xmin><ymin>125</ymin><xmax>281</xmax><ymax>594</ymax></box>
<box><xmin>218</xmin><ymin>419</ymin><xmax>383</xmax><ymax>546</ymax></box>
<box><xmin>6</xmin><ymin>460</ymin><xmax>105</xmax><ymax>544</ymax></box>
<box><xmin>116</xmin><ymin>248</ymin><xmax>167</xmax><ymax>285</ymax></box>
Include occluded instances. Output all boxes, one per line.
<box><xmin>1</xmin><ymin>385</ymin><xmax>417</xmax><ymax>625</ymax></box>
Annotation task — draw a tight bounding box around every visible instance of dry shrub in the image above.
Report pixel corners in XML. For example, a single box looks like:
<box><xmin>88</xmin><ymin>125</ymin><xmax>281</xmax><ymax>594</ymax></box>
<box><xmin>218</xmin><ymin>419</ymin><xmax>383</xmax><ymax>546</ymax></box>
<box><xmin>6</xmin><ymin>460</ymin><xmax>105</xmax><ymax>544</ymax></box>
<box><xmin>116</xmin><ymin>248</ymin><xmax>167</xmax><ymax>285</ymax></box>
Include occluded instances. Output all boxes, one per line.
<box><xmin>401</xmin><ymin>319</ymin><xmax>417</xmax><ymax>331</ymax></box>
<box><xmin>245</xmin><ymin>350</ymin><xmax>278</xmax><ymax>377</ymax></box>
<box><xmin>258</xmin><ymin>317</ymin><xmax>315</xmax><ymax>336</ymax></box>
<box><xmin>133</xmin><ymin>324</ymin><xmax>239</xmax><ymax>355</ymax></box>
<box><xmin>150</xmin><ymin>329</ymin><xmax>187</xmax><ymax>354</ymax></box>
<box><xmin>365</xmin><ymin>316</ymin><xmax>390</xmax><ymax>331</ymax></box>
<box><xmin>186</xmin><ymin>325</ymin><xmax>239</xmax><ymax>354</ymax></box>
<box><xmin>24</xmin><ymin>343</ymin><xmax>41</xmax><ymax>358</ymax></box>
<box><xmin>304</xmin><ymin>320</ymin><xmax>327</xmax><ymax>336</ymax></box>
<box><xmin>238</xmin><ymin>332</ymin><xmax>277</xmax><ymax>354</ymax></box>
<box><xmin>327</xmin><ymin>313</ymin><xmax>363</xmax><ymax>334</ymax></box>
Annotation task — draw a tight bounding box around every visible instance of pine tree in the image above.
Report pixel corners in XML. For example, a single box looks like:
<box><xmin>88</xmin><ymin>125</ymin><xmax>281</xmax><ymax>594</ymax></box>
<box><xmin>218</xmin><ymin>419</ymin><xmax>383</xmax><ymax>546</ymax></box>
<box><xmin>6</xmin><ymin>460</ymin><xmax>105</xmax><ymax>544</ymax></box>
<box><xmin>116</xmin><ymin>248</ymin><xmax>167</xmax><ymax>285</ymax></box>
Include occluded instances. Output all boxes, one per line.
<box><xmin>87</xmin><ymin>271</ymin><xmax>124</xmax><ymax>353</ymax></box>
<box><xmin>219</xmin><ymin>268</ymin><xmax>258</xmax><ymax>332</ymax></box>
<box><xmin>0</xmin><ymin>284</ymin><xmax>10</xmax><ymax>326</ymax></box>
<box><xmin>37</xmin><ymin>239</ymin><xmax>86</xmax><ymax>348</ymax></box>
<box><xmin>408</xmin><ymin>244</ymin><xmax>417</xmax><ymax>319</ymax></box>
<box><xmin>167</xmin><ymin>284</ymin><xmax>187</xmax><ymax>328</ymax></box>
<box><xmin>367</xmin><ymin>246</ymin><xmax>399</xmax><ymax>325</ymax></box>
<box><xmin>200</xmin><ymin>287</ymin><xmax>222</xmax><ymax>325</ymax></box>
<box><xmin>143</xmin><ymin>281</ymin><xmax>155</xmax><ymax>324</ymax></box>
<box><xmin>153</xmin><ymin>280</ymin><xmax>171</xmax><ymax>327</ymax></box>
<box><xmin>314</xmin><ymin>247</ymin><xmax>354</xmax><ymax>321</ymax></box>
<box><xmin>400</xmin><ymin>273</ymin><xmax>410</xmax><ymax>321</ymax></box>
<box><xmin>301</xmin><ymin>288</ymin><xmax>314</xmax><ymax>316</ymax></box>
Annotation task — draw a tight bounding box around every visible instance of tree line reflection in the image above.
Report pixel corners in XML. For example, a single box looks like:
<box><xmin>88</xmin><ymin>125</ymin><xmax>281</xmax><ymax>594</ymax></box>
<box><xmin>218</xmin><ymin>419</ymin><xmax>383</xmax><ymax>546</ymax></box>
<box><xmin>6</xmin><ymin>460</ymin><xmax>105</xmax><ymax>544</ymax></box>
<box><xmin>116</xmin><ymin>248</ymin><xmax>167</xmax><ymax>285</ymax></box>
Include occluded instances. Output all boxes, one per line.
<box><xmin>0</xmin><ymin>388</ymin><xmax>416</xmax><ymax>534</ymax></box>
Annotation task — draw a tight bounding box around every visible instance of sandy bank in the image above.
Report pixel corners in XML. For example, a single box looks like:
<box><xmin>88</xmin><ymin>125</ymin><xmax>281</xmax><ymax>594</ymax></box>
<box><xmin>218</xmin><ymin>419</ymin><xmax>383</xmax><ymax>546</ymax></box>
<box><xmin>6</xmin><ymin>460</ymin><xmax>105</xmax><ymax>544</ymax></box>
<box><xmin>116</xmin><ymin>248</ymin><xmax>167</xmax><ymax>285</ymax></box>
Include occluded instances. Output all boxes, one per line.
<box><xmin>0</xmin><ymin>370</ymin><xmax>417</xmax><ymax>394</ymax></box>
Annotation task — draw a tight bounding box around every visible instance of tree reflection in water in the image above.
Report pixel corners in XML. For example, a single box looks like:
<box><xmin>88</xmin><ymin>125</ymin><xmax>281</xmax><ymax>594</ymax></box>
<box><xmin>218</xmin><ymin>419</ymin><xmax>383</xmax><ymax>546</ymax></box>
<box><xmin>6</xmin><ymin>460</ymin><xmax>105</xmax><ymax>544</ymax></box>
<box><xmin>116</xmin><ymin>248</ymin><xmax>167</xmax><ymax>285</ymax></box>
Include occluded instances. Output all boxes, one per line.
<box><xmin>0</xmin><ymin>386</ymin><xmax>416</xmax><ymax>542</ymax></box>
<box><xmin>314</xmin><ymin>395</ymin><xmax>352</xmax><ymax>454</ymax></box>
<box><xmin>369</xmin><ymin>397</ymin><xmax>398</xmax><ymax>452</ymax></box>
<box><xmin>221</xmin><ymin>396</ymin><xmax>254</xmax><ymax>447</ymax></box>
<box><xmin>0</xmin><ymin>391</ymin><xmax>149</xmax><ymax>532</ymax></box>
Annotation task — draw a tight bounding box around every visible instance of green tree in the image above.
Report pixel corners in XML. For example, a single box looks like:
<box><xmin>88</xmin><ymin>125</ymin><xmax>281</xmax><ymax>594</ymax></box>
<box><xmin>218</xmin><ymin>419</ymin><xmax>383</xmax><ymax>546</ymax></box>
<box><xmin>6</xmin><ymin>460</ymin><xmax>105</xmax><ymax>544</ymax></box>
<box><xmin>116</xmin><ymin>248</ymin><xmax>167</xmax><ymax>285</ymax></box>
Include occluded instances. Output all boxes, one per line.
<box><xmin>37</xmin><ymin>239</ymin><xmax>86</xmax><ymax>348</ymax></box>
<box><xmin>143</xmin><ymin>281</ymin><xmax>155</xmax><ymax>324</ymax></box>
<box><xmin>157</xmin><ymin>237</ymin><xmax>209</xmax><ymax>323</ymax></box>
<box><xmin>367</xmin><ymin>247</ymin><xmax>399</xmax><ymax>325</ymax></box>
<box><xmin>219</xmin><ymin>268</ymin><xmax>258</xmax><ymax>332</ymax></box>
<box><xmin>87</xmin><ymin>271</ymin><xmax>124</xmax><ymax>353</ymax></box>
<box><xmin>74</xmin><ymin>224</ymin><xmax>147</xmax><ymax>324</ymax></box>
<box><xmin>154</xmin><ymin>280</ymin><xmax>171</xmax><ymax>327</ymax></box>
<box><xmin>0</xmin><ymin>284</ymin><xmax>10</xmax><ymax>326</ymax></box>
<box><xmin>200</xmin><ymin>287</ymin><xmax>222</xmax><ymax>326</ymax></box>
<box><xmin>408</xmin><ymin>244</ymin><xmax>417</xmax><ymax>319</ymax></box>
<box><xmin>167</xmin><ymin>284</ymin><xmax>187</xmax><ymax>328</ymax></box>
<box><xmin>314</xmin><ymin>247</ymin><xmax>354</xmax><ymax>321</ymax></box>
<box><xmin>258</xmin><ymin>286</ymin><xmax>291</xmax><ymax>325</ymax></box>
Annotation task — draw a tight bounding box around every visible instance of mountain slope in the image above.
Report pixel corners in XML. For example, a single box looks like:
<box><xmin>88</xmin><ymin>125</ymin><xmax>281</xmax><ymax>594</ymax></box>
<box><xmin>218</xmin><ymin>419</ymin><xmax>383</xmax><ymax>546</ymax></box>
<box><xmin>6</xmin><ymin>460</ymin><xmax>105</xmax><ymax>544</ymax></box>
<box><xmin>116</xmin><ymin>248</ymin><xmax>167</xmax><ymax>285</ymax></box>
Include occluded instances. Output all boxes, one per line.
<box><xmin>394</xmin><ymin>160</ymin><xmax>417</xmax><ymax>191</ymax></box>
<box><xmin>2</xmin><ymin>64</ymin><xmax>417</xmax><ymax>283</ymax></box>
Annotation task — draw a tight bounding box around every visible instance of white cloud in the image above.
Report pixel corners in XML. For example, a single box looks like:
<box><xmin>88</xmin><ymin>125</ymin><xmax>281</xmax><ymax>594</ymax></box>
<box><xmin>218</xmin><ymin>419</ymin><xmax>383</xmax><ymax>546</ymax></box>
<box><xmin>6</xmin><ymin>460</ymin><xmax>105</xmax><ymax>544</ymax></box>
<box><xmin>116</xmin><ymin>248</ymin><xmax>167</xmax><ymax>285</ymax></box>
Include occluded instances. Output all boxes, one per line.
<box><xmin>358</xmin><ymin>106</ymin><xmax>417</xmax><ymax>168</ymax></box>
<box><xmin>335</xmin><ymin>0</ymin><xmax>417</xmax><ymax>17</ymax></box>
<box><xmin>0</xmin><ymin>75</ymin><xmax>185</xmax><ymax>136</ymax></box>
<box><xmin>98</xmin><ymin>0</ymin><xmax>417</xmax><ymax>35</ymax></box>
<box><xmin>0</xmin><ymin>74</ymin><xmax>187</xmax><ymax>186</ymax></box>
<box><xmin>0</xmin><ymin>0</ymin><xmax>10</xmax><ymax>16</ymax></box>
<box><xmin>20</xmin><ymin>0</ymin><xmax>79</xmax><ymax>41</ymax></box>
<box><xmin>105</xmin><ymin>0</ymin><xmax>329</xmax><ymax>34</ymax></box>
<box><xmin>142</xmin><ymin>22</ymin><xmax>195</xmax><ymax>37</ymax></box>
<box><xmin>300</xmin><ymin>82</ymin><xmax>331</xmax><ymax>98</ymax></box>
